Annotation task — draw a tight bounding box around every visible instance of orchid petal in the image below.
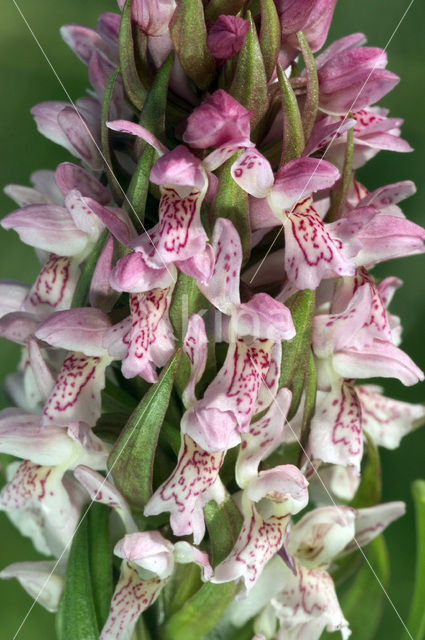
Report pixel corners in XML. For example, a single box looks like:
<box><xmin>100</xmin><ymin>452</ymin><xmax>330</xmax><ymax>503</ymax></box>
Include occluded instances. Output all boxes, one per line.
<box><xmin>115</xmin><ymin>531</ymin><xmax>175</xmax><ymax>580</ymax></box>
<box><xmin>106</xmin><ymin>119</ymin><xmax>168</xmax><ymax>155</ymax></box>
<box><xmin>232</xmin><ymin>293</ymin><xmax>295</xmax><ymax>341</ymax></box>
<box><xmin>41</xmin><ymin>353</ymin><xmax>111</xmax><ymax>428</ymax></box>
<box><xmin>1</xmin><ymin>205</ymin><xmax>88</xmax><ymax>256</ymax></box>
<box><xmin>82</xmin><ymin>197</ymin><xmax>137</xmax><ymax>246</ymax></box>
<box><xmin>270</xmin><ymin>158</ymin><xmax>340</xmax><ymax>212</ymax></box>
<box><xmin>231</xmin><ymin>149</ymin><xmax>274</xmax><ymax>199</ymax></box>
<box><xmin>0</xmin><ymin>281</ymin><xmax>29</xmax><ymax>318</ymax></box>
<box><xmin>99</xmin><ymin>561</ymin><xmax>165</xmax><ymax>640</ymax></box>
<box><xmin>199</xmin><ymin>217</ymin><xmax>242</xmax><ymax>314</ymax></box>
<box><xmin>89</xmin><ymin>235</ymin><xmax>121</xmax><ymax>312</ymax></box>
<box><xmin>357</xmin><ymin>385</ymin><xmax>425</xmax><ymax>449</ymax></box>
<box><xmin>74</xmin><ymin>465</ymin><xmax>137</xmax><ymax>533</ymax></box>
<box><xmin>236</xmin><ymin>388</ymin><xmax>292</xmax><ymax>488</ymax></box>
<box><xmin>55</xmin><ymin>162</ymin><xmax>111</xmax><ymax>203</ymax></box>
<box><xmin>110</xmin><ymin>252</ymin><xmax>174</xmax><ymax>293</ymax></box>
<box><xmin>344</xmin><ymin>502</ymin><xmax>406</xmax><ymax>552</ymax></box>
<box><xmin>182</xmin><ymin>314</ymin><xmax>208</xmax><ymax>408</ymax></box>
<box><xmin>23</xmin><ymin>254</ymin><xmax>80</xmax><ymax>319</ymax></box>
<box><xmin>36</xmin><ymin>308</ymin><xmax>112</xmax><ymax>356</ymax></box>
<box><xmin>0</xmin><ymin>561</ymin><xmax>63</xmax><ymax>612</ymax></box>
<box><xmin>57</xmin><ymin>106</ymin><xmax>102</xmax><ymax>170</ymax></box>
<box><xmin>144</xmin><ymin>435</ymin><xmax>224</xmax><ymax>544</ymax></box>
<box><xmin>308</xmin><ymin>383</ymin><xmax>363</xmax><ymax>471</ymax></box>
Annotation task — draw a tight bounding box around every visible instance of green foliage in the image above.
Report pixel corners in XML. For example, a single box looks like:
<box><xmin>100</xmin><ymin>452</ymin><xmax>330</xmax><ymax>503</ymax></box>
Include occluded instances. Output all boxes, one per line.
<box><xmin>276</xmin><ymin>64</ymin><xmax>305</xmax><ymax>163</ymax></box>
<box><xmin>259</xmin><ymin>0</ymin><xmax>281</xmax><ymax>81</ymax></box>
<box><xmin>57</xmin><ymin>504</ymin><xmax>112</xmax><ymax>639</ymax></box>
<box><xmin>297</xmin><ymin>31</ymin><xmax>319</xmax><ymax>141</ymax></box>
<box><xmin>230</xmin><ymin>12</ymin><xmax>269</xmax><ymax>133</ymax></box>
<box><xmin>170</xmin><ymin>0</ymin><xmax>215</xmax><ymax>90</ymax></box>
<box><xmin>119</xmin><ymin>0</ymin><xmax>146</xmax><ymax>111</ymax></box>
<box><xmin>71</xmin><ymin>229</ymin><xmax>109</xmax><ymax>308</ymax></box>
<box><xmin>402</xmin><ymin>480</ymin><xmax>425</xmax><ymax>640</ymax></box>
<box><xmin>108</xmin><ymin>350</ymin><xmax>181</xmax><ymax>510</ymax></box>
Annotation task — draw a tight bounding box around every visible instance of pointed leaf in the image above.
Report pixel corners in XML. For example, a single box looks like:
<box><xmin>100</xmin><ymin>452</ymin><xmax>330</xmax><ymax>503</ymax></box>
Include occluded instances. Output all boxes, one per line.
<box><xmin>108</xmin><ymin>350</ymin><xmax>181</xmax><ymax>510</ymax></box>
<box><xmin>403</xmin><ymin>480</ymin><xmax>425</xmax><ymax>640</ymax></box>
<box><xmin>260</xmin><ymin>0</ymin><xmax>281</xmax><ymax>81</ymax></box>
<box><xmin>162</xmin><ymin>498</ymin><xmax>242</xmax><ymax>640</ymax></box>
<box><xmin>277</xmin><ymin>64</ymin><xmax>305</xmax><ymax>163</ymax></box>
<box><xmin>350</xmin><ymin>432</ymin><xmax>382</xmax><ymax>509</ymax></box>
<box><xmin>57</xmin><ymin>512</ymin><xmax>99</xmax><ymax>640</ymax></box>
<box><xmin>297</xmin><ymin>31</ymin><xmax>319</xmax><ymax>141</ymax></box>
<box><xmin>212</xmin><ymin>151</ymin><xmax>251</xmax><ymax>264</ymax></box>
<box><xmin>170</xmin><ymin>0</ymin><xmax>216</xmax><ymax>90</ymax></box>
<box><xmin>71</xmin><ymin>230</ymin><xmax>109</xmax><ymax>308</ymax></box>
<box><xmin>119</xmin><ymin>0</ymin><xmax>146</xmax><ymax>111</ymax></box>
<box><xmin>101</xmin><ymin>68</ymin><xmax>126</xmax><ymax>204</ymax></box>
<box><xmin>279</xmin><ymin>289</ymin><xmax>315</xmax><ymax>419</ymax></box>
<box><xmin>230</xmin><ymin>12</ymin><xmax>268</xmax><ymax>132</ymax></box>
<box><xmin>299</xmin><ymin>349</ymin><xmax>316</xmax><ymax>451</ymax></box>
<box><xmin>87</xmin><ymin>503</ymin><xmax>112</xmax><ymax>630</ymax></box>
<box><xmin>327</xmin><ymin>126</ymin><xmax>354</xmax><ymax>222</ymax></box>
<box><xmin>126</xmin><ymin>54</ymin><xmax>173</xmax><ymax>228</ymax></box>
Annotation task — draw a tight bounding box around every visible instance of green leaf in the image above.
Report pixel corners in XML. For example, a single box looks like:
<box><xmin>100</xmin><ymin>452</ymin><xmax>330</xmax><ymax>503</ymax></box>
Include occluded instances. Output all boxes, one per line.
<box><xmin>403</xmin><ymin>479</ymin><xmax>425</xmax><ymax>640</ymax></box>
<box><xmin>276</xmin><ymin>63</ymin><xmax>305</xmax><ymax>163</ymax></box>
<box><xmin>57</xmin><ymin>513</ymin><xmax>99</xmax><ymax>640</ymax></box>
<box><xmin>326</xmin><ymin>125</ymin><xmax>354</xmax><ymax>222</ymax></box>
<box><xmin>326</xmin><ymin>536</ymin><xmax>389</xmax><ymax>640</ymax></box>
<box><xmin>87</xmin><ymin>503</ymin><xmax>112</xmax><ymax>630</ymax></box>
<box><xmin>108</xmin><ymin>350</ymin><xmax>181</xmax><ymax>510</ymax></box>
<box><xmin>230</xmin><ymin>12</ymin><xmax>269</xmax><ymax>132</ymax></box>
<box><xmin>71</xmin><ymin>230</ymin><xmax>109</xmax><ymax>308</ymax></box>
<box><xmin>170</xmin><ymin>0</ymin><xmax>215</xmax><ymax>90</ymax></box>
<box><xmin>297</xmin><ymin>31</ymin><xmax>319</xmax><ymax>141</ymax></box>
<box><xmin>212</xmin><ymin>151</ymin><xmax>251</xmax><ymax>264</ymax></box>
<box><xmin>140</xmin><ymin>53</ymin><xmax>173</xmax><ymax>144</ymax></box>
<box><xmin>162</xmin><ymin>563</ymin><xmax>203</xmax><ymax>619</ymax></box>
<box><xmin>205</xmin><ymin>497</ymin><xmax>243</xmax><ymax>566</ymax></box>
<box><xmin>279</xmin><ymin>289</ymin><xmax>315</xmax><ymax>419</ymax></box>
<box><xmin>205</xmin><ymin>0</ymin><xmax>247</xmax><ymax>22</ymax></box>
<box><xmin>125</xmin><ymin>54</ymin><xmax>173</xmax><ymax>229</ymax></box>
<box><xmin>101</xmin><ymin>68</ymin><xmax>126</xmax><ymax>204</ymax></box>
<box><xmin>119</xmin><ymin>0</ymin><xmax>146</xmax><ymax>111</ymax></box>
<box><xmin>350</xmin><ymin>432</ymin><xmax>381</xmax><ymax>508</ymax></box>
<box><xmin>162</xmin><ymin>498</ymin><xmax>242</xmax><ymax>640</ymax></box>
<box><xmin>260</xmin><ymin>0</ymin><xmax>281</xmax><ymax>81</ymax></box>
<box><xmin>299</xmin><ymin>349</ymin><xmax>316</xmax><ymax>451</ymax></box>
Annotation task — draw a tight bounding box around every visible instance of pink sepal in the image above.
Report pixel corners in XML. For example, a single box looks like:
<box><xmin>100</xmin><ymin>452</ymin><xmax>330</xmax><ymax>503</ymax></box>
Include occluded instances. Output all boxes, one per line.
<box><xmin>55</xmin><ymin>162</ymin><xmax>111</xmax><ymax>203</ymax></box>
<box><xmin>344</xmin><ymin>502</ymin><xmax>406</xmax><ymax>552</ymax></box>
<box><xmin>0</xmin><ymin>561</ymin><xmax>64</xmax><ymax>612</ymax></box>
<box><xmin>35</xmin><ymin>308</ymin><xmax>112</xmax><ymax>357</ymax></box>
<box><xmin>0</xmin><ymin>312</ymin><xmax>38</xmax><ymax>345</ymax></box>
<box><xmin>3</xmin><ymin>184</ymin><xmax>53</xmax><ymax>207</ymax></box>
<box><xmin>82</xmin><ymin>197</ymin><xmax>137</xmax><ymax>246</ymax></box>
<box><xmin>303</xmin><ymin>117</ymin><xmax>356</xmax><ymax>156</ymax></box>
<box><xmin>117</xmin><ymin>0</ymin><xmax>176</xmax><ymax>36</ymax></box>
<box><xmin>182</xmin><ymin>406</ymin><xmax>240</xmax><ymax>453</ymax></box>
<box><xmin>106</xmin><ymin>119</ymin><xmax>168</xmax><ymax>155</ymax></box>
<box><xmin>150</xmin><ymin>146</ymin><xmax>206</xmax><ymax>191</ymax></box>
<box><xmin>74</xmin><ymin>465</ymin><xmax>136</xmax><ymax>533</ymax></box>
<box><xmin>357</xmin><ymin>385</ymin><xmax>425</xmax><ymax>449</ymax></box>
<box><xmin>183</xmin><ymin>90</ymin><xmax>252</xmax><ymax>149</ymax></box>
<box><xmin>110</xmin><ymin>252</ymin><xmax>174</xmax><ymax>293</ymax></box>
<box><xmin>56</xmin><ymin>106</ymin><xmax>102</xmax><ymax>170</ymax></box>
<box><xmin>60</xmin><ymin>24</ymin><xmax>112</xmax><ymax>65</ymax></box>
<box><xmin>355</xmin><ymin>214</ymin><xmax>425</xmax><ymax>266</ymax></box>
<box><xmin>0</xmin><ymin>281</ymin><xmax>29</xmax><ymax>318</ymax></box>
<box><xmin>1</xmin><ymin>205</ymin><xmax>88</xmax><ymax>256</ymax></box>
<box><xmin>278</xmin><ymin>0</ymin><xmax>338</xmax><ymax>53</ymax></box>
<box><xmin>89</xmin><ymin>235</ymin><xmax>121</xmax><ymax>312</ymax></box>
<box><xmin>269</xmin><ymin>158</ymin><xmax>340</xmax><ymax>212</ymax></box>
<box><xmin>318</xmin><ymin>45</ymin><xmax>399</xmax><ymax>114</ymax></box>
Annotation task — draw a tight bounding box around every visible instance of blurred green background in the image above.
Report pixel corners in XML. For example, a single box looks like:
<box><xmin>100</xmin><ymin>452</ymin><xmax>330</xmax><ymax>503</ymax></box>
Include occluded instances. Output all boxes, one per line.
<box><xmin>0</xmin><ymin>0</ymin><xmax>424</xmax><ymax>638</ymax></box>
